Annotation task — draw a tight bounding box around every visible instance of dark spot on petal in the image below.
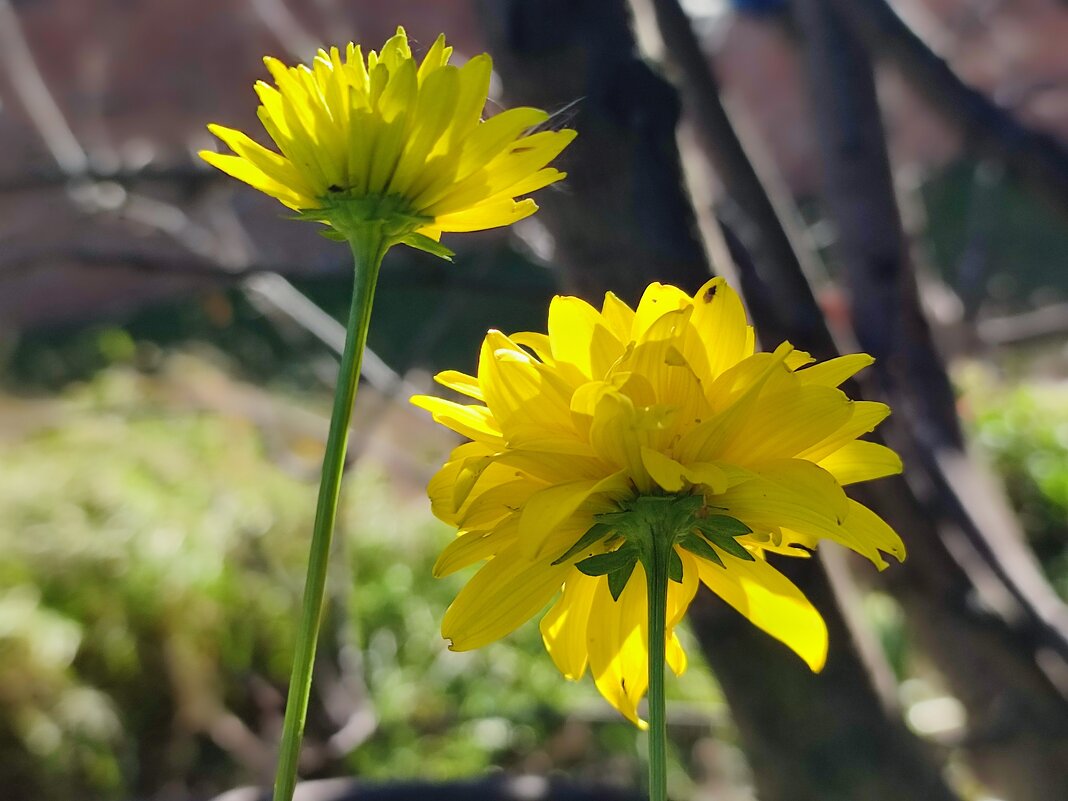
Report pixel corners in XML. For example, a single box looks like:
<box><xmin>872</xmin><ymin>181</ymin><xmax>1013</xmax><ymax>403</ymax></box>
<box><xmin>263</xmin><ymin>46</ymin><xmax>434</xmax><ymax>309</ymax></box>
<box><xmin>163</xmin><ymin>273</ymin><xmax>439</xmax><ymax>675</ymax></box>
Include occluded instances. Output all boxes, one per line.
<box><xmin>621</xmin><ymin>678</ymin><xmax>627</xmax><ymax>691</ymax></box>
<box><xmin>703</xmin><ymin>284</ymin><xmax>718</xmax><ymax>302</ymax></box>
<box><xmin>511</xmin><ymin>146</ymin><xmax>534</xmax><ymax>154</ymax></box>
<box><xmin>327</xmin><ymin>184</ymin><xmax>343</xmax><ymax>192</ymax></box>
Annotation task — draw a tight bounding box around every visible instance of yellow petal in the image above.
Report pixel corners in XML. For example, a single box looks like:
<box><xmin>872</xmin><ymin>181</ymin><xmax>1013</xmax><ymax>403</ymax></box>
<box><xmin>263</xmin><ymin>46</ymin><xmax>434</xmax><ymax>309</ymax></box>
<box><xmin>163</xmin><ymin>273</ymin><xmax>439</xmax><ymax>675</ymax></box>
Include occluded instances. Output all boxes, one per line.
<box><xmin>426</xmin><ymin>440</ymin><xmax>496</xmax><ymax>522</ymax></box>
<box><xmin>714</xmin><ymin>458</ymin><xmax>849</xmax><ymax>538</ymax></box>
<box><xmin>600</xmin><ymin>292</ymin><xmax>636</xmax><ymax>341</ymax></box>
<box><xmin>640</xmin><ymin>448</ymin><xmax>727</xmax><ymax>494</ymax></box>
<box><xmin>796</xmin><ymin>353</ymin><xmax>875</xmax><ymax>387</ymax></box>
<box><xmin>434</xmin><ymin>198</ymin><xmax>538</xmax><ymax>232</ymax></box>
<box><xmin>798</xmin><ymin>401</ymin><xmax>891</xmax><ymax>462</ymax></box>
<box><xmin>841</xmin><ymin>499</ymin><xmax>906</xmax><ymax>567</ymax></box>
<box><xmin>417</xmin><ymin>34</ymin><xmax>450</xmax><ymax>82</ymax></box>
<box><xmin>478</xmin><ymin>331</ymin><xmax>577</xmax><ymax>443</ymax></box>
<box><xmin>205</xmin><ymin>124</ymin><xmax>317</xmax><ymax>198</ymax></box>
<box><xmin>785</xmin><ymin>350</ymin><xmax>815</xmax><ymax>370</ymax></box>
<box><xmin>389</xmin><ymin>64</ymin><xmax>460</xmax><ymax>194</ymax></box>
<box><xmin>434</xmin><ymin>369</ymin><xmax>484</xmax><ymax>401</ymax></box>
<box><xmin>414</xmin><ymin>107</ymin><xmax>549</xmax><ymax>207</ymax></box>
<box><xmin>492</xmin><ymin>448</ymin><xmax>608</xmax><ymax>483</ymax></box>
<box><xmin>198</xmin><ymin>152</ymin><xmax>314</xmax><ymax>210</ymax></box>
<box><xmin>818</xmin><ymin>440</ymin><xmax>902</xmax><ymax>485</ymax></box>
<box><xmin>427</xmin><ymin>129</ymin><xmax>576</xmax><ymax>216</ymax></box>
<box><xmin>667</xmin><ymin>549</ymin><xmax>701</xmax><ymax>629</ymax></box>
<box><xmin>518</xmin><ymin>471</ymin><xmax>630</xmax><ymax>559</ymax></box>
<box><xmin>625</xmin><ymin>307</ymin><xmax>693</xmax><ymax>403</ymax></box>
<box><xmin>434</xmin><ymin>517</ymin><xmax>519</xmax><ymax>577</ymax></box>
<box><xmin>541</xmin><ymin>572</ymin><xmax>599</xmax><ymax>680</ymax></box>
<box><xmin>587</xmin><ymin>570</ymin><xmax>649</xmax><ymax>727</ymax></box>
<box><xmin>587</xmin><ymin>391</ymin><xmax>653</xmax><ymax>492</ymax></box>
<box><xmin>696</xmin><ymin>552</ymin><xmax>828</xmax><ymax>671</ymax></box>
<box><xmin>443</xmin><ymin>542</ymin><xmax>569</xmax><ymax>651</ymax></box>
<box><xmin>632</xmin><ymin>283</ymin><xmax>691</xmax><ymax>338</ymax></box>
<box><xmin>548</xmin><ymin>295</ymin><xmax>625</xmax><ymax>379</ymax></box>
<box><xmin>677</xmin><ymin>343</ymin><xmax>793</xmax><ymax>463</ymax></box>
<box><xmin>509</xmin><ymin>331</ymin><xmax>554</xmax><ymax>363</ymax></box>
<box><xmin>458</xmin><ymin>479</ymin><xmax>541</xmax><ymax>529</ymax></box>
<box><xmin>439</xmin><ymin>54</ymin><xmax>493</xmax><ymax>152</ymax></box>
<box><xmin>717</xmin><ymin>384</ymin><xmax>854</xmax><ymax>465</ymax></box>
<box><xmin>377</xmin><ymin>27</ymin><xmax>412</xmax><ymax>71</ymax></box>
<box><xmin>410</xmin><ymin>395</ymin><xmax>504</xmax><ymax>445</ymax></box>
<box><xmin>665</xmin><ymin>630</ymin><xmax>687</xmax><ymax>676</ymax></box>
<box><xmin>690</xmin><ymin>277</ymin><xmax>753</xmax><ymax>379</ymax></box>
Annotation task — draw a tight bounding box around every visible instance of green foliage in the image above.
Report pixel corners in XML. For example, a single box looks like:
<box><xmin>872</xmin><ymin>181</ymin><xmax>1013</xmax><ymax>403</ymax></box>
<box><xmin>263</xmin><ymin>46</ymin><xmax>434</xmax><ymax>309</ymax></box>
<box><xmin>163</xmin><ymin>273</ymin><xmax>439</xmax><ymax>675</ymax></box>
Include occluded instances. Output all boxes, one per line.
<box><xmin>962</xmin><ymin>368</ymin><xmax>1068</xmax><ymax>596</ymax></box>
<box><xmin>0</xmin><ymin>360</ymin><xmax>721</xmax><ymax>799</ymax></box>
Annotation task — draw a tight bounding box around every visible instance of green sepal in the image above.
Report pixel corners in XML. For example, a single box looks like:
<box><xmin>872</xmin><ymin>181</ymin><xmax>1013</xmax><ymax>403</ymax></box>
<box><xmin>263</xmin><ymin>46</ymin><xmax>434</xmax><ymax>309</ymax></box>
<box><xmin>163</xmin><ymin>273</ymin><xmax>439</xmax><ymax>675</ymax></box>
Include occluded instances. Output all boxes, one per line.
<box><xmin>607</xmin><ymin>559</ymin><xmax>637</xmax><ymax>601</ymax></box>
<box><xmin>552</xmin><ymin>523</ymin><xmax>615</xmax><ymax>565</ymax></box>
<box><xmin>668</xmin><ymin>547</ymin><xmax>684</xmax><ymax>583</ymax></box>
<box><xmin>671</xmin><ymin>494</ymin><xmax>708</xmax><ymax>516</ymax></box>
<box><xmin>319</xmin><ymin>228</ymin><xmax>348</xmax><ymax>242</ymax></box>
<box><xmin>697</xmin><ymin>514</ymin><xmax>752</xmax><ymax>537</ymax></box>
<box><xmin>678</xmin><ymin>532</ymin><xmax>724</xmax><ymax>568</ymax></box>
<box><xmin>576</xmin><ymin>546</ymin><xmax>638</xmax><ymax>578</ymax></box>
<box><xmin>693</xmin><ymin>514</ymin><xmax>755</xmax><ymax>562</ymax></box>
<box><xmin>401</xmin><ymin>232</ymin><xmax>455</xmax><ymax>261</ymax></box>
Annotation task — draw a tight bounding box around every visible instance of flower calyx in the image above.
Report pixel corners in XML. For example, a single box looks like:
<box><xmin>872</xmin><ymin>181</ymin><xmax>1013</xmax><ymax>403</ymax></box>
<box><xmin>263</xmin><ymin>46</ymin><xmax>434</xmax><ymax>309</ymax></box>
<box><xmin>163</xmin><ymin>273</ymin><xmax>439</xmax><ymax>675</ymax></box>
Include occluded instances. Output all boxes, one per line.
<box><xmin>553</xmin><ymin>494</ymin><xmax>755</xmax><ymax>602</ymax></box>
<box><xmin>300</xmin><ymin>192</ymin><xmax>454</xmax><ymax>260</ymax></box>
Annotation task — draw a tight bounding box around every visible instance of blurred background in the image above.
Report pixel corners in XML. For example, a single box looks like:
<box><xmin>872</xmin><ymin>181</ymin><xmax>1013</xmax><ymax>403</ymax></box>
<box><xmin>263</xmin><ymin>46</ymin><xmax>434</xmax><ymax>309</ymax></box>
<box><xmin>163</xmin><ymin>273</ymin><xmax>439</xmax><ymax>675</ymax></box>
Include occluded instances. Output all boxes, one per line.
<box><xmin>1</xmin><ymin>1</ymin><xmax>1067</xmax><ymax>800</ymax></box>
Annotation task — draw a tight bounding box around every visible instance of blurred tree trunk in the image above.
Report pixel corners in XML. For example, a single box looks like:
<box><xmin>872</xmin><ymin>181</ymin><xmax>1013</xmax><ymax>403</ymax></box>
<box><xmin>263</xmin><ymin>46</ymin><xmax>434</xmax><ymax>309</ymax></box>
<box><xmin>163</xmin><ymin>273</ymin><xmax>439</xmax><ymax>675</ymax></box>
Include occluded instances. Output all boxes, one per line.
<box><xmin>479</xmin><ymin>3</ymin><xmax>961</xmax><ymax>800</ymax></box>
<box><xmin>824</xmin><ymin>0</ymin><xmax>1068</xmax><ymax>225</ymax></box>
<box><xmin>791</xmin><ymin>1</ymin><xmax>1068</xmax><ymax>798</ymax></box>
<box><xmin>476</xmin><ymin>0</ymin><xmax>709</xmax><ymax>306</ymax></box>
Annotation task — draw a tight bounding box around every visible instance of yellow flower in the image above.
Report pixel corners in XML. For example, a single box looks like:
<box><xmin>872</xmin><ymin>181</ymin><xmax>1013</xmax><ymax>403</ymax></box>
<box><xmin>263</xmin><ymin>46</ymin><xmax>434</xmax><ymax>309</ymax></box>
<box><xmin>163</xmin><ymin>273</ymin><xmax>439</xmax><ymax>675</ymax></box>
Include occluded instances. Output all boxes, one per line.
<box><xmin>413</xmin><ymin>278</ymin><xmax>905</xmax><ymax>725</ymax></box>
<box><xmin>200</xmin><ymin>28</ymin><xmax>575</xmax><ymax>249</ymax></box>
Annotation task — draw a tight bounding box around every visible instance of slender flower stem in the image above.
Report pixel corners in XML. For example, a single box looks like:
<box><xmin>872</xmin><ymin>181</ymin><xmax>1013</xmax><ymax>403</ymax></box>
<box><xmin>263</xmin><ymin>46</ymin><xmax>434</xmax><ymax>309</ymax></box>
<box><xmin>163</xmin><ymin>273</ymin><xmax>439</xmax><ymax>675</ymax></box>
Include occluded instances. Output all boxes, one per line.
<box><xmin>273</xmin><ymin>228</ymin><xmax>388</xmax><ymax>801</ymax></box>
<box><xmin>643</xmin><ymin>527</ymin><xmax>672</xmax><ymax>801</ymax></box>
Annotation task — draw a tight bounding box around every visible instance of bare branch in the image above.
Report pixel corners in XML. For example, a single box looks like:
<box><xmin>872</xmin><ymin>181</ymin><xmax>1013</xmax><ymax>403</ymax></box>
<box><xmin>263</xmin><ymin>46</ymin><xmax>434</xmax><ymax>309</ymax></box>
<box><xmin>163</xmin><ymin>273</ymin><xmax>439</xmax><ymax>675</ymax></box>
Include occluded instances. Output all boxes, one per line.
<box><xmin>0</xmin><ymin>0</ymin><xmax>88</xmax><ymax>175</ymax></box>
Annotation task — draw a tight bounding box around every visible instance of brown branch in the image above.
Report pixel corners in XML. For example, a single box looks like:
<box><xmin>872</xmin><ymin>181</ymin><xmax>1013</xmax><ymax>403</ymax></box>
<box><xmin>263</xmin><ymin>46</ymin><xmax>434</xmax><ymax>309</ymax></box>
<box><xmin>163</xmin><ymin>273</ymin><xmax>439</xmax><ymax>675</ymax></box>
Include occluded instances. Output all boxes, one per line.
<box><xmin>792</xmin><ymin>2</ymin><xmax>1068</xmax><ymax>797</ymax></box>
<box><xmin>644</xmin><ymin>0</ymin><xmax>836</xmax><ymax>356</ymax></box>
<box><xmin>825</xmin><ymin>0</ymin><xmax>1068</xmax><ymax>224</ymax></box>
<box><xmin>0</xmin><ymin>163</ymin><xmax>224</xmax><ymax>194</ymax></box>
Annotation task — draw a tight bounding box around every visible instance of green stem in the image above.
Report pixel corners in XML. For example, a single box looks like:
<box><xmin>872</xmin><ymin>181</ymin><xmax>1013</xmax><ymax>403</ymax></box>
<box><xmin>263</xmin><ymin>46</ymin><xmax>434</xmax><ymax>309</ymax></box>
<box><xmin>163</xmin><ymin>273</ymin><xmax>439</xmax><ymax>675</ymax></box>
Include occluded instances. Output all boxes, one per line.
<box><xmin>273</xmin><ymin>228</ymin><xmax>388</xmax><ymax>801</ymax></box>
<box><xmin>644</xmin><ymin>528</ymin><xmax>671</xmax><ymax>801</ymax></box>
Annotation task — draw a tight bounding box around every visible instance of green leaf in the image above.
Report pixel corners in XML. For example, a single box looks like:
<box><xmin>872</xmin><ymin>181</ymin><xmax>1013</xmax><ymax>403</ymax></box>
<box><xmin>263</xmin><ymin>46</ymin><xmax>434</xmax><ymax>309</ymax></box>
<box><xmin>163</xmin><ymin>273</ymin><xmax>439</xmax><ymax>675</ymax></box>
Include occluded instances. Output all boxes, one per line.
<box><xmin>607</xmin><ymin>560</ymin><xmax>637</xmax><ymax>601</ymax></box>
<box><xmin>697</xmin><ymin>514</ymin><xmax>752</xmax><ymax>537</ymax></box>
<box><xmin>673</xmin><ymin>494</ymin><xmax>707</xmax><ymax>515</ymax></box>
<box><xmin>692</xmin><ymin>514</ymin><xmax>755</xmax><ymax>561</ymax></box>
<box><xmin>678</xmin><ymin>532</ymin><xmax>724</xmax><ymax>568</ymax></box>
<box><xmin>576</xmin><ymin>547</ymin><xmax>638</xmax><ymax>578</ymax></box>
<box><xmin>696</xmin><ymin>530</ymin><xmax>754</xmax><ymax>561</ymax></box>
<box><xmin>552</xmin><ymin>523</ymin><xmax>615</xmax><ymax>565</ymax></box>
<box><xmin>594</xmin><ymin>509</ymin><xmax>631</xmax><ymax>525</ymax></box>
<box><xmin>401</xmin><ymin>232</ymin><xmax>455</xmax><ymax>261</ymax></box>
<box><xmin>668</xmin><ymin>547</ymin><xmax>684</xmax><ymax>583</ymax></box>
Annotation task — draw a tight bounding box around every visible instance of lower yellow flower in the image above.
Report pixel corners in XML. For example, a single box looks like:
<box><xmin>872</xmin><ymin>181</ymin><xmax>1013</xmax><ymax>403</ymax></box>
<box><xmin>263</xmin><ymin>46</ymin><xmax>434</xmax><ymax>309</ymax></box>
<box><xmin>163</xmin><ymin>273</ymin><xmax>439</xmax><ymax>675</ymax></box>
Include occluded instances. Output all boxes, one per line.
<box><xmin>412</xmin><ymin>278</ymin><xmax>904</xmax><ymax>725</ymax></box>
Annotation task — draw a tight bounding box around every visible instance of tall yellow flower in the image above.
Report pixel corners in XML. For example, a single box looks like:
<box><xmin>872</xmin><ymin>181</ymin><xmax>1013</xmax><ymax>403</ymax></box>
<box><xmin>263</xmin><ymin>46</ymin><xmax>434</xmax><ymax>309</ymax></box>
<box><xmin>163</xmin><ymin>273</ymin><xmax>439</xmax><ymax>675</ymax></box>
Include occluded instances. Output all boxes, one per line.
<box><xmin>200</xmin><ymin>27</ymin><xmax>575</xmax><ymax>251</ymax></box>
<box><xmin>413</xmin><ymin>278</ymin><xmax>905</xmax><ymax>726</ymax></box>
<box><xmin>200</xmin><ymin>30</ymin><xmax>575</xmax><ymax>801</ymax></box>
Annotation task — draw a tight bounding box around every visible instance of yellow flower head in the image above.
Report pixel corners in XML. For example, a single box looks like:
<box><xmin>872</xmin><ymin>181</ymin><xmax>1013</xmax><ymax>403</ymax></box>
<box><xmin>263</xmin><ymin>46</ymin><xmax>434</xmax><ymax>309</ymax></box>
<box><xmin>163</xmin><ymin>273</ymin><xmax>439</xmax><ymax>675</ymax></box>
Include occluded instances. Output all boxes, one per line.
<box><xmin>413</xmin><ymin>278</ymin><xmax>905</xmax><ymax>725</ymax></box>
<box><xmin>200</xmin><ymin>28</ymin><xmax>575</xmax><ymax>250</ymax></box>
